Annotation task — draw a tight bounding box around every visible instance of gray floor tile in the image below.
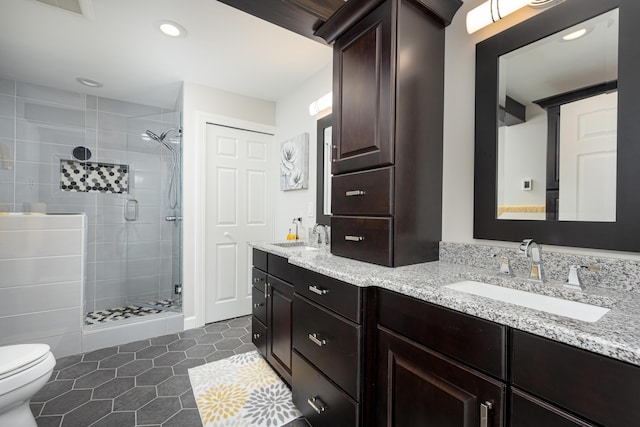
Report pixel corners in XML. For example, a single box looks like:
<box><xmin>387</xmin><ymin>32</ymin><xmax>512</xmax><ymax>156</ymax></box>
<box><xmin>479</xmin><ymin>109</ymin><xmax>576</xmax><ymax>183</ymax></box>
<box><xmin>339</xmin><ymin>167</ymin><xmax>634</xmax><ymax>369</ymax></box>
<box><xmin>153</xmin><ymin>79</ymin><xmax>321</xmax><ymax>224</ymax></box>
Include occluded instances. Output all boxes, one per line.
<box><xmin>222</xmin><ymin>328</ymin><xmax>246</xmax><ymax>338</ymax></box>
<box><xmin>195</xmin><ymin>332</ymin><xmax>223</xmax><ymax>344</ymax></box>
<box><xmin>179</xmin><ymin>328</ymin><xmax>206</xmax><ymax>339</ymax></box>
<box><xmin>234</xmin><ymin>343</ymin><xmax>256</xmax><ymax>354</ymax></box>
<box><xmin>185</xmin><ymin>344</ymin><xmax>215</xmax><ymax>358</ymax></box>
<box><xmin>35</xmin><ymin>415</ymin><xmax>62</xmax><ymax>427</ymax></box>
<box><xmin>153</xmin><ymin>351</ymin><xmax>186</xmax><ymax>367</ymax></box>
<box><xmin>41</xmin><ymin>389</ymin><xmax>92</xmax><ymax>415</ymax></box>
<box><xmin>167</xmin><ymin>338</ymin><xmax>196</xmax><ymax>351</ymax></box>
<box><xmin>74</xmin><ymin>369</ymin><xmax>116</xmax><ymax>389</ymax></box>
<box><xmin>136</xmin><ymin>367</ymin><xmax>173</xmax><ymax>386</ymax></box>
<box><xmin>203</xmin><ymin>323</ymin><xmax>229</xmax><ymax>333</ymax></box>
<box><xmin>136</xmin><ymin>397</ymin><xmax>181</xmax><ymax>425</ymax></box>
<box><xmin>118</xmin><ymin>339</ymin><xmax>150</xmax><ymax>352</ymax></box>
<box><xmin>214</xmin><ymin>337</ymin><xmax>242</xmax><ymax>351</ymax></box>
<box><xmin>60</xmin><ymin>400</ymin><xmax>112</xmax><ymax>427</ymax></box>
<box><xmin>157</xmin><ymin>375</ymin><xmax>191</xmax><ymax>397</ymax></box>
<box><xmin>92</xmin><ymin>377</ymin><xmax>135</xmax><ymax>399</ymax></box>
<box><xmin>172</xmin><ymin>358</ymin><xmax>205</xmax><ymax>375</ymax></box>
<box><xmin>162</xmin><ymin>408</ymin><xmax>202</xmax><ymax>427</ymax></box>
<box><xmin>150</xmin><ymin>333</ymin><xmax>179</xmax><ymax>346</ymax></box>
<box><xmin>113</xmin><ymin>386</ymin><xmax>156</xmax><ymax>411</ymax></box>
<box><xmin>205</xmin><ymin>350</ymin><xmax>235</xmax><ymax>363</ymax></box>
<box><xmin>30</xmin><ymin>402</ymin><xmax>44</xmax><ymax>417</ymax></box>
<box><xmin>33</xmin><ymin>380</ymin><xmax>74</xmax><ymax>402</ymax></box>
<box><xmin>90</xmin><ymin>411</ymin><xmax>135</xmax><ymax>427</ymax></box>
<box><xmin>99</xmin><ymin>352</ymin><xmax>134</xmax><ymax>368</ymax></box>
<box><xmin>179</xmin><ymin>390</ymin><xmax>197</xmax><ymax>409</ymax></box>
<box><xmin>228</xmin><ymin>317</ymin><xmax>250</xmax><ymax>327</ymax></box>
<box><xmin>54</xmin><ymin>354</ymin><xmax>82</xmax><ymax>370</ymax></box>
<box><xmin>58</xmin><ymin>361</ymin><xmax>99</xmax><ymax>379</ymax></box>
<box><xmin>83</xmin><ymin>347</ymin><xmax>118</xmax><ymax>362</ymax></box>
<box><xmin>117</xmin><ymin>359</ymin><xmax>153</xmax><ymax>377</ymax></box>
<box><xmin>135</xmin><ymin>345</ymin><xmax>168</xmax><ymax>359</ymax></box>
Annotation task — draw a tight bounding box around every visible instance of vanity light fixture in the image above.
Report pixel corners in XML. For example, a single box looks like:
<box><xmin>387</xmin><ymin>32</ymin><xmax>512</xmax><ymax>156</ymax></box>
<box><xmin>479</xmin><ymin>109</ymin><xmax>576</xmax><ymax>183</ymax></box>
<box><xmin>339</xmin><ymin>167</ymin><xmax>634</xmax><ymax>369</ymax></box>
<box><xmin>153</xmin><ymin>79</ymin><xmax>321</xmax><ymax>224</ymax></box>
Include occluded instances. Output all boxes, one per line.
<box><xmin>562</xmin><ymin>28</ymin><xmax>587</xmax><ymax>41</ymax></box>
<box><xmin>157</xmin><ymin>20</ymin><xmax>187</xmax><ymax>38</ymax></box>
<box><xmin>76</xmin><ymin>77</ymin><xmax>103</xmax><ymax>87</ymax></box>
<box><xmin>309</xmin><ymin>92</ymin><xmax>332</xmax><ymax>116</ymax></box>
<box><xmin>466</xmin><ymin>0</ymin><xmax>531</xmax><ymax>34</ymax></box>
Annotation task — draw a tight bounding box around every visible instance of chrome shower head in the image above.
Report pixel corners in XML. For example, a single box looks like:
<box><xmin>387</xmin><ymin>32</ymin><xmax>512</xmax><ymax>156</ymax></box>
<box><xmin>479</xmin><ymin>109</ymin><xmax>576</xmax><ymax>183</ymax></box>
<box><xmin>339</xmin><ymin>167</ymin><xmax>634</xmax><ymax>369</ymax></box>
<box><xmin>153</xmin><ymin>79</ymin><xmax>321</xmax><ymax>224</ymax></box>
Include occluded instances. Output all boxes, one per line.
<box><xmin>145</xmin><ymin>129</ymin><xmax>178</xmax><ymax>153</ymax></box>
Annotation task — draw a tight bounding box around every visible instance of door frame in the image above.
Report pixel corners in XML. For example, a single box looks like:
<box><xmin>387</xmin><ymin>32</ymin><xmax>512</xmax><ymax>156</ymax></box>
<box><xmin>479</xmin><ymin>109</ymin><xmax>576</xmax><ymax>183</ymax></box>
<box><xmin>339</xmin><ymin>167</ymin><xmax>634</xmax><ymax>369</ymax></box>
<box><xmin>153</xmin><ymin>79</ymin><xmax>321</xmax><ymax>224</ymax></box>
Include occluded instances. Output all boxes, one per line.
<box><xmin>190</xmin><ymin>112</ymin><xmax>275</xmax><ymax>328</ymax></box>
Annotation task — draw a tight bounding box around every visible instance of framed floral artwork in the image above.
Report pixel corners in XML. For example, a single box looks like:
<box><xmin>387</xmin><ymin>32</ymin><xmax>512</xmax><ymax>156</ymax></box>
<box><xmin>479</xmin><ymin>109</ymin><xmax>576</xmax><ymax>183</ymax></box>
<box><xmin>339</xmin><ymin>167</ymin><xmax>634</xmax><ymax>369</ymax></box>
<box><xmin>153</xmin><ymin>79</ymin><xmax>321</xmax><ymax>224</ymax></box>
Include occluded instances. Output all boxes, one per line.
<box><xmin>280</xmin><ymin>133</ymin><xmax>309</xmax><ymax>191</ymax></box>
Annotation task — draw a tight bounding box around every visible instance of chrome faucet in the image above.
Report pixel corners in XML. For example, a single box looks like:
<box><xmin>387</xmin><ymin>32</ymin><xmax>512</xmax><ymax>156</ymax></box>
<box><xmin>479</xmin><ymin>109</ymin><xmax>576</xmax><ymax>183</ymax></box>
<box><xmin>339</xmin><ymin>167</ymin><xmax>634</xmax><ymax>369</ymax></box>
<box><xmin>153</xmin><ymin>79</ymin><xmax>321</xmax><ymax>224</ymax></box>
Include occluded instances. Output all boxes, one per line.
<box><xmin>312</xmin><ymin>223</ymin><xmax>330</xmax><ymax>245</ymax></box>
<box><xmin>519</xmin><ymin>239</ymin><xmax>545</xmax><ymax>283</ymax></box>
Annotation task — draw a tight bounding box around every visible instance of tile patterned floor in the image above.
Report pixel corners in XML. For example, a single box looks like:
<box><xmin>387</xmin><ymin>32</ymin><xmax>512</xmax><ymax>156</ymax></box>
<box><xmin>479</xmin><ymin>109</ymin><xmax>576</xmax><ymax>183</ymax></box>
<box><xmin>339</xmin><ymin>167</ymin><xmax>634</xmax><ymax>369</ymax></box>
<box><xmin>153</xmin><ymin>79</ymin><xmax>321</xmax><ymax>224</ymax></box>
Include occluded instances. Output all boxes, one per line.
<box><xmin>33</xmin><ymin>315</ymin><xmax>309</xmax><ymax>427</ymax></box>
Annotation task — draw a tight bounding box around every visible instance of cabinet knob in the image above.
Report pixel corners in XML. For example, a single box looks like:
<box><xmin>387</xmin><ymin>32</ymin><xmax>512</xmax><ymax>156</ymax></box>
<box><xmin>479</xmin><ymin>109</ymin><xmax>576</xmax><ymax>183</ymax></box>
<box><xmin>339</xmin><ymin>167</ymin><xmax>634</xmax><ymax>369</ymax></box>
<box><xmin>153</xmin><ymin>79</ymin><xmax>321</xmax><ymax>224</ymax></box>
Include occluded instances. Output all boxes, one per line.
<box><xmin>253</xmin><ymin>333</ymin><xmax>261</xmax><ymax>340</ymax></box>
<box><xmin>344</xmin><ymin>235</ymin><xmax>365</xmax><ymax>242</ymax></box>
<box><xmin>308</xmin><ymin>333</ymin><xmax>327</xmax><ymax>347</ymax></box>
<box><xmin>307</xmin><ymin>396</ymin><xmax>327</xmax><ymax>415</ymax></box>
<box><xmin>308</xmin><ymin>285</ymin><xmax>329</xmax><ymax>296</ymax></box>
<box><xmin>345</xmin><ymin>190</ymin><xmax>366</xmax><ymax>197</ymax></box>
<box><xmin>253</xmin><ymin>303</ymin><xmax>264</xmax><ymax>308</ymax></box>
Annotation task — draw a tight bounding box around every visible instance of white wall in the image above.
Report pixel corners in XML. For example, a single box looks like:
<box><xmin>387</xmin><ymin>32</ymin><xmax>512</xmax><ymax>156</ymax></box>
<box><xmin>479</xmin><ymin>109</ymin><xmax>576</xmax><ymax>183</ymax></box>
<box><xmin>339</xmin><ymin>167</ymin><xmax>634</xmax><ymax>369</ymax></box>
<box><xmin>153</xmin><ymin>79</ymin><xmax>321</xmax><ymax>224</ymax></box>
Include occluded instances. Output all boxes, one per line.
<box><xmin>181</xmin><ymin>82</ymin><xmax>276</xmax><ymax>326</ymax></box>
<box><xmin>273</xmin><ymin>64</ymin><xmax>333</xmax><ymax>241</ymax></box>
<box><xmin>441</xmin><ymin>0</ymin><xmax>640</xmax><ymax>258</ymax></box>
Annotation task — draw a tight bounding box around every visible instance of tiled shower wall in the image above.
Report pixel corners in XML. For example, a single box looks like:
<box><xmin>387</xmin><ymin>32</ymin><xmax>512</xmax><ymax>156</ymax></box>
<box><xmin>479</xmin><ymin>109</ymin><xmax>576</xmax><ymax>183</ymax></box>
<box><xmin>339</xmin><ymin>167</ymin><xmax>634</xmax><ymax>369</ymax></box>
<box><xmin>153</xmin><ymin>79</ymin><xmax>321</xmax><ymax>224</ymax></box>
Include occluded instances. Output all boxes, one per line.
<box><xmin>0</xmin><ymin>77</ymin><xmax>181</xmax><ymax>314</ymax></box>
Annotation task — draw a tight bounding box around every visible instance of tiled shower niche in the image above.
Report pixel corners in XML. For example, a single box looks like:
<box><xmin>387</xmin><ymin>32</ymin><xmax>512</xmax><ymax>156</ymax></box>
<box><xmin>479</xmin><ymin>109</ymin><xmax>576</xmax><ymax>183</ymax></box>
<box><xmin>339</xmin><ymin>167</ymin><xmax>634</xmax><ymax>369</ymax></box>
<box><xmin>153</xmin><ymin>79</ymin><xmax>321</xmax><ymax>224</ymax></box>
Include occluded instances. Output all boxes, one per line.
<box><xmin>60</xmin><ymin>159</ymin><xmax>129</xmax><ymax>194</ymax></box>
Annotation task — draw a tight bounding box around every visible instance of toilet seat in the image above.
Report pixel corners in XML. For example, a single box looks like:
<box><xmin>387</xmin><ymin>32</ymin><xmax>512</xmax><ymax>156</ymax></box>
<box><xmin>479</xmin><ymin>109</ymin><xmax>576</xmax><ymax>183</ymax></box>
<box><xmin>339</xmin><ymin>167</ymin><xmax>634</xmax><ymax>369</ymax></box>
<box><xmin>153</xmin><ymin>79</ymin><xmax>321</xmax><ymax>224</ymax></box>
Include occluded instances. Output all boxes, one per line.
<box><xmin>0</xmin><ymin>344</ymin><xmax>53</xmax><ymax>381</ymax></box>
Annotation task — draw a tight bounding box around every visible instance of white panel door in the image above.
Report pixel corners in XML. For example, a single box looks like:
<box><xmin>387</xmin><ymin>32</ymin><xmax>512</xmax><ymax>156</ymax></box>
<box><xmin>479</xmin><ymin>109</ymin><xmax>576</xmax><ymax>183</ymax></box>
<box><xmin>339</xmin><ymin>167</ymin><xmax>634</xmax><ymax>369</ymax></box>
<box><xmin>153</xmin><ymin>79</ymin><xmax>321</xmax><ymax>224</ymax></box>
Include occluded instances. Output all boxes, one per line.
<box><xmin>205</xmin><ymin>124</ymin><xmax>273</xmax><ymax>323</ymax></box>
<box><xmin>559</xmin><ymin>92</ymin><xmax>617</xmax><ymax>222</ymax></box>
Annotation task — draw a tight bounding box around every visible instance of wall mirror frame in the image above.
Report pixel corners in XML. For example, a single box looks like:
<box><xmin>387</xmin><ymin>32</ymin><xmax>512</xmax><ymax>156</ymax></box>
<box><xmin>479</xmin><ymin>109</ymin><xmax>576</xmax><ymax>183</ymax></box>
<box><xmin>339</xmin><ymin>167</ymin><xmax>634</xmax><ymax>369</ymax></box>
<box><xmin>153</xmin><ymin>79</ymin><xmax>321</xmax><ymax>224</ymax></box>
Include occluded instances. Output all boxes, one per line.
<box><xmin>474</xmin><ymin>0</ymin><xmax>640</xmax><ymax>252</ymax></box>
<box><xmin>316</xmin><ymin>114</ymin><xmax>333</xmax><ymax>225</ymax></box>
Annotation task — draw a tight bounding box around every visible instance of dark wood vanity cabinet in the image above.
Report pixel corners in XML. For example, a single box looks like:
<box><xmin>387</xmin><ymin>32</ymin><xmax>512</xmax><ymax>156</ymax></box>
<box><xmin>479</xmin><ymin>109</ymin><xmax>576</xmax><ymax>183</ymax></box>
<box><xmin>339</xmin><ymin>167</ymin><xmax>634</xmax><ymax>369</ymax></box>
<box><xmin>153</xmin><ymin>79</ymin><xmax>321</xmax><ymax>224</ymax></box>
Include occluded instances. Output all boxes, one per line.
<box><xmin>325</xmin><ymin>0</ymin><xmax>461</xmax><ymax>267</ymax></box>
<box><xmin>251</xmin><ymin>249</ymin><xmax>294</xmax><ymax>385</ymax></box>
<box><xmin>291</xmin><ymin>266</ymin><xmax>367</xmax><ymax>427</ymax></box>
<box><xmin>375</xmin><ymin>289</ymin><xmax>507</xmax><ymax>427</ymax></box>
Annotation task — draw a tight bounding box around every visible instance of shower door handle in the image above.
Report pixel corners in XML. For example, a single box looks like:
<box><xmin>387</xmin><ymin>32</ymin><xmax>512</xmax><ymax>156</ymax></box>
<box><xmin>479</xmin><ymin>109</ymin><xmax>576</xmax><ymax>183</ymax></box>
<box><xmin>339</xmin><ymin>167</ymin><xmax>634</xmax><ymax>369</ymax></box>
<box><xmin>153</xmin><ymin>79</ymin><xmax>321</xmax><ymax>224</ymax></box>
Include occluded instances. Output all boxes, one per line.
<box><xmin>124</xmin><ymin>199</ymin><xmax>139</xmax><ymax>221</ymax></box>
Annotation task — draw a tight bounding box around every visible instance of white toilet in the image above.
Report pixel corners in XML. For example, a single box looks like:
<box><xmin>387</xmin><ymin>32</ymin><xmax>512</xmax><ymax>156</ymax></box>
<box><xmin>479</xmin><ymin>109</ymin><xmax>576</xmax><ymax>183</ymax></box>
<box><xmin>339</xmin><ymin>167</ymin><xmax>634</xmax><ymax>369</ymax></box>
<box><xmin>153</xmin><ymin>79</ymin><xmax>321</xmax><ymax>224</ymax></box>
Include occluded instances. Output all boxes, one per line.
<box><xmin>0</xmin><ymin>344</ymin><xmax>56</xmax><ymax>427</ymax></box>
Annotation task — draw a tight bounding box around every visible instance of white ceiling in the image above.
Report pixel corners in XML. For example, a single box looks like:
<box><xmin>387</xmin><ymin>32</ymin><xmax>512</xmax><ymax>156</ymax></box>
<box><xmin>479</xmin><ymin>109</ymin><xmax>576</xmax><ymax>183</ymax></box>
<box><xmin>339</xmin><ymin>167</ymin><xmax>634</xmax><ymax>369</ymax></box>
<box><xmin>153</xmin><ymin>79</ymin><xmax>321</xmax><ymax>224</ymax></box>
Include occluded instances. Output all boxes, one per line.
<box><xmin>0</xmin><ymin>0</ymin><xmax>333</xmax><ymax>109</ymax></box>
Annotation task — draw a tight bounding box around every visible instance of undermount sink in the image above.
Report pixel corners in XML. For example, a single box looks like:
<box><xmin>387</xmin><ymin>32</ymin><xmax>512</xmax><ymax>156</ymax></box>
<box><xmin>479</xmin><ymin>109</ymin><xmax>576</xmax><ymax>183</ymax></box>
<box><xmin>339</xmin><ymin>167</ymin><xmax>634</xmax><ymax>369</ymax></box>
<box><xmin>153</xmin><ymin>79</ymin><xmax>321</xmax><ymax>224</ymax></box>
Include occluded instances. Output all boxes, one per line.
<box><xmin>271</xmin><ymin>241</ymin><xmax>319</xmax><ymax>251</ymax></box>
<box><xmin>445</xmin><ymin>281</ymin><xmax>610</xmax><ymax>323</ymax></box>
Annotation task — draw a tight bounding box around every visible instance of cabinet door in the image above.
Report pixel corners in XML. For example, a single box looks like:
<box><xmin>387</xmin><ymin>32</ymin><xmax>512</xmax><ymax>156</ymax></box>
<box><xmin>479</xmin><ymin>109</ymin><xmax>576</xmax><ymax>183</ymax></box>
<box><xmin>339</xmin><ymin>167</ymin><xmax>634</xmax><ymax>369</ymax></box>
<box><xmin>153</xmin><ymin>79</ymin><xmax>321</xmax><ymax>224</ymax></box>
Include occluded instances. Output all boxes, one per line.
<box><xmin>376</xmin><ymin>326</ymin><xmax>505</xmax><ymax>427</ymax></box>
<box><xmin>510</xmin><ymin>389</ymin><xmax>595</xmax><ymax>427</ymax></box>
<box><xmin>332</xmin><ymin>0</ymin><xmax>393</xmax><ymax>174</ymax></box>
<box><xmin>266</xmin><ymin>275</ymin><xmax>294</xmax><ymax>385</ymax></box>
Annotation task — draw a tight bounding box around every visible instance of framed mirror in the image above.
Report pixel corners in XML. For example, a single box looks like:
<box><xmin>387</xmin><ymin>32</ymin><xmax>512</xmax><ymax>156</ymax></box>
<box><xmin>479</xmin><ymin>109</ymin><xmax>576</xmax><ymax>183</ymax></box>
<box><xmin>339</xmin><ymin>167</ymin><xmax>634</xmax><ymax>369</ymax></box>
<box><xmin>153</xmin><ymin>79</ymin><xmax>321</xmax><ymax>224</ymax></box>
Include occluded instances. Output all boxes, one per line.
<box><xmin>474</xmin><ymin>0</ymin><xmax>640</xmax><ymax>251</ymax></box>
<box><xmin>316</xmin><ymin>114</ymin><xmax>333</xmax><ymax>225</ymax></box>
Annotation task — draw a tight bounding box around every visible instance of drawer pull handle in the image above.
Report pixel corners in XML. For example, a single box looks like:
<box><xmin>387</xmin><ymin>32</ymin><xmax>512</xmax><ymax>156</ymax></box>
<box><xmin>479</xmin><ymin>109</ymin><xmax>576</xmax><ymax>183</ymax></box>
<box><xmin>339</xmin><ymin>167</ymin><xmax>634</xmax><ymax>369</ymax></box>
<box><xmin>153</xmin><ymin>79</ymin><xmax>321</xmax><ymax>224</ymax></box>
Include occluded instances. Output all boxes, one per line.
<box><xmin>308</xmin><ymin>285</ymin><xmax>329</xmax><ymax>296</ymax></box>
<box><xmin>345</xmin><ymin>190</ymin><xmax>366</xmax><ymax>197</ymax></box>
<box><xmin>307</xmin><ymin>396</ymin><xmax>327</xmax><ymax>414</ymax></box>
<box><xmin>253</xmin><ymin>333</ymin><xmax>261</xmax><ymax>340</ymax></box>
<box><xmin>253</xmin><ymin>303</ymin><xmax>264</xmax><ymax>308</ymax></box>
<box><xmin>308</xmin><ymin>333</ymin><xmax>327</xmax><ymax>347</ymax></box>
<box><xmin>344</xmin><ymin>235</ymin><xmax>364</xmax><ymax>242</ymax></box>
<box><xmin>480</xmin><ymin>401</ymin><xmax>493</xmax><ymax>427</ymax></box>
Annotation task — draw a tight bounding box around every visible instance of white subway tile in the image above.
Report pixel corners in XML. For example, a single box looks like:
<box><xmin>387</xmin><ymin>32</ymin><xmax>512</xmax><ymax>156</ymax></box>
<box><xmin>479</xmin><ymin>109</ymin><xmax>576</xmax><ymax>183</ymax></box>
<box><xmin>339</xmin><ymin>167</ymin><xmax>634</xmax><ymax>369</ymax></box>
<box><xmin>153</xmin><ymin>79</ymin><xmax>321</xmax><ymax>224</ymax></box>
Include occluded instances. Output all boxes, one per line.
<box><xmin>0</xmin><ymin>229</ymin><xmax>83</xmax><ymax>258</ymax></box>
<box><xmin>0</xmin><ymin>281</ymin><xmax>81</xmax><ymax>316</ymax></box>
<box><xmin>18</xmin><ymin>332</ymin><xmax>82</xmax><ymax>359</ymax></box>
<box><xmin>17</xmin><ymin>82</ymin><xmax>84</xmax><ymax>108</ymax></box>
<box><xmin>0</xmin><ymin>213</ymin><xmax>85</xmax><ymax>230</ymax></box>
<box><xmin>0</xmin><ymin>255</ymin><xmax>82</xmax><ymax>287</ymax></box>
<box><xmin>0</xmin><ymin>307</ymin><xmax>81</xmax><ymax>345</ymax></box>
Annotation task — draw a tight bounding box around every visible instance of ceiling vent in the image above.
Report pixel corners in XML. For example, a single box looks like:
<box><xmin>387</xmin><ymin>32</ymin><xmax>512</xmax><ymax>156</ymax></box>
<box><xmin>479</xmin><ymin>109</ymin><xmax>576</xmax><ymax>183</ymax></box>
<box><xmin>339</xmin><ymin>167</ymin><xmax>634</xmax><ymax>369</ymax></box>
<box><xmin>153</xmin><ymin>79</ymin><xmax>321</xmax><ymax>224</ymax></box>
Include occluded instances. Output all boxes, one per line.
<box><xmin>34</xmin><ymin>0</ymin><xmax>95</xmax><ymax>19</ymax></box>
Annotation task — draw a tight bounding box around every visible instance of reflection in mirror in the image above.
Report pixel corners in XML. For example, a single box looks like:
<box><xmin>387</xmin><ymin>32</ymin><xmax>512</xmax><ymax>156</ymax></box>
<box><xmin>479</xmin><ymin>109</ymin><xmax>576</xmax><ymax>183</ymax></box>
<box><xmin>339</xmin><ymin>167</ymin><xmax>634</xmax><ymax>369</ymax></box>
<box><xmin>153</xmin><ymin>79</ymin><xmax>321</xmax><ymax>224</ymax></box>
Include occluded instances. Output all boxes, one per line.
<box><xmin>316</xmin><ymin>114</ymin><xmax>333</xmax><ymax>225</ymax></box>
<box><xmin>496</xmin><ymin>8</ymin><xmax>618</xmax><ymax>222</ymax></box>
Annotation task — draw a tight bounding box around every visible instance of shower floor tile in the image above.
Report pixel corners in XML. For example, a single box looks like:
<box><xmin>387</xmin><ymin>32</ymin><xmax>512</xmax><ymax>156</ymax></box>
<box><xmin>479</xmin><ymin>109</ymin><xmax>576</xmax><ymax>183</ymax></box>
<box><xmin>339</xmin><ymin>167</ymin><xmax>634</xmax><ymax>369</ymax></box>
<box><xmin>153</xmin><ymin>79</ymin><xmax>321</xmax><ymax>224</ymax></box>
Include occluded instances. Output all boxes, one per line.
<box><xmin>84</xmin><ymin>300</ymin><xmax>177</xmax><ymax>325</ymax></box>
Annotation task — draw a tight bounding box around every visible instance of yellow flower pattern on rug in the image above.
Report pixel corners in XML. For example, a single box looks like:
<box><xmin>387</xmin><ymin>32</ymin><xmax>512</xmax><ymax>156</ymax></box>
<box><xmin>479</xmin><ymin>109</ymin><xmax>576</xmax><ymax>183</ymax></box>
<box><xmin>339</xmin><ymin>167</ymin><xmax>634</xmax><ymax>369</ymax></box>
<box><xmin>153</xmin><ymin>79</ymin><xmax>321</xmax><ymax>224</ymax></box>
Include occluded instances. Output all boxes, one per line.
<box><xmin>188</xmin><ymin>350</ymin><xmax>302</xmax><ymax>427</ymax></box>
<box><xmin>236</xmin><ymin>359</ymin><xmax>279</xmax><ymax>388</ymax></box>
<box><xmin>196</xmin><ymin>384</ymin><xmax>250</xmax><ymax>423</ymax></box>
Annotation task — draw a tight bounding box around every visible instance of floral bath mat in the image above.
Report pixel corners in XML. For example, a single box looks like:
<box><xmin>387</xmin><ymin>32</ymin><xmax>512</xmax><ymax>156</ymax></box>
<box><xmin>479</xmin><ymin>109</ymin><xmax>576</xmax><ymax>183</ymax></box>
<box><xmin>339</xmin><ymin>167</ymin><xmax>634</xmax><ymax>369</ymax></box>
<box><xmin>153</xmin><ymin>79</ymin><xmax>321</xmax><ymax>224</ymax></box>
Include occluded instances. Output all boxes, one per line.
<box><xmin>188</xmin><ymin>351</ymin><xmax>302</xmax><ymax>426</ymax></box>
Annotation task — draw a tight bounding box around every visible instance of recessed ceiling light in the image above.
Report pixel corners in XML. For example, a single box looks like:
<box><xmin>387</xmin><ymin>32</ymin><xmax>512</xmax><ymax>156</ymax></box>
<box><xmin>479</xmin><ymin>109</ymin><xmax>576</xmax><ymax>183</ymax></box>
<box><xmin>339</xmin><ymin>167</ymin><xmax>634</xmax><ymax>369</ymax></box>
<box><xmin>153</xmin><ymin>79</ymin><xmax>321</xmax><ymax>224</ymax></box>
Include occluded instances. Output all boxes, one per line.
<box><xmin>157</xmin><ymin>20</ymin><xmax>187</xmax><ymax>38</ymax></box>
<box><xmin>76</xmin><ymin>77</ymin><xmax>103</xmax><ymax>87</ymax></box>
<box><xmin>562</xmin><ymin>28</ymin><xmax>587</xmax><ymax>41</ymax></box>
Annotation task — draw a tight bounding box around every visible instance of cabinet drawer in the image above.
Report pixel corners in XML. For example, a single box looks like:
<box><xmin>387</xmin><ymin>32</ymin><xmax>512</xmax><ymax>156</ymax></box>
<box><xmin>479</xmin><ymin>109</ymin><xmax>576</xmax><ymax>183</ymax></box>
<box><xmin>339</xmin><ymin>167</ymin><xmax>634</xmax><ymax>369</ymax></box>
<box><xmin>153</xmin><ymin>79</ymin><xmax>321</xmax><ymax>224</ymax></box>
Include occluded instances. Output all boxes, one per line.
<box><xmin>332</xmin><ymin>167</ymin><xmax>393</xmax><ymax>215</ymax></box>
<box><xmin>294</xmin><ymin>266</ymin><xmax>361</xmax><ymax>323</ymax></box>
<box><xmin>293</xmin><ymin>351</ymin><xmax>359</xmax><ymax>427</ymax></box>
<box><xmin>511</xmin><ymin>330</ymin><xmax>640</xmax><ymax>426</ymax></box>
<box><xmin>267</xmin><ymin>253</ymin><xmax>295</xmax><ymax>283</ymax></box>
<box><xmin>253</xmin><ymin>248</ymin><xmax>267</xmax><ymax>271</ymax></box>
<box><xmin>378</xmin><ymin>289</ymin><xmax>507</xmax><ymax>379</ymax></box>
<box><xmin>293</xmin><ymin>295</ymin><xmax>361</xmax><ymax>399</ymax></box>
<box><xmin>510</xmin><ymin>389</ymin><xmax>595</xmax><ymax>427</ymax></box>
<box><xmin>252</xmin><ymin>267</ymin><xmax>267</xmax><ymax>291</ymax></box>
<box><xmin>251</xmin><ymin>286</ymin><xmax>266</xmax><ymax>325</ymax></box>
<box><xmin>252</xmin><ymin>317</ymin><xmax>267</xmax><ymax>357</ymax></box>
<box><xmin>331</xmin><ymin>216</ymin><xmax>392</xmax><ymax>266</ymax></box>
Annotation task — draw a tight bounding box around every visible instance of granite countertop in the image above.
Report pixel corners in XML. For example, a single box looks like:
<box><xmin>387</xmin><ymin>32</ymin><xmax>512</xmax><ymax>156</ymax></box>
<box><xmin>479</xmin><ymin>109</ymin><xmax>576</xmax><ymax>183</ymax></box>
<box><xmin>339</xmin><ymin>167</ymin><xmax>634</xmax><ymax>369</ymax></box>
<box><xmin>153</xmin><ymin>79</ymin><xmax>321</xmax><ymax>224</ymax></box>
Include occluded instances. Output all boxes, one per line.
<box><xmin>250</xmin><ymin>241</ymin><xmax>640</xmax><ymax>367</ymax></box>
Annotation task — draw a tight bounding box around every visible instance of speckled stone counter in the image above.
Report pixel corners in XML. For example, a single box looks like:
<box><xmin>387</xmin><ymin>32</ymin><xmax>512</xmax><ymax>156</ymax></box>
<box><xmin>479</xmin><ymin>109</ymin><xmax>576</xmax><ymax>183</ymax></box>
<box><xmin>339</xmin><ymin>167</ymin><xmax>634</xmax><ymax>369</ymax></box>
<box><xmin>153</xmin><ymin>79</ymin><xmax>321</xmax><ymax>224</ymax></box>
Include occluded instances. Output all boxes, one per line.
<box><xmin>250</xmin><ymin>241</ymin><xmax>640</xmax><ymax>367</ymax></box>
